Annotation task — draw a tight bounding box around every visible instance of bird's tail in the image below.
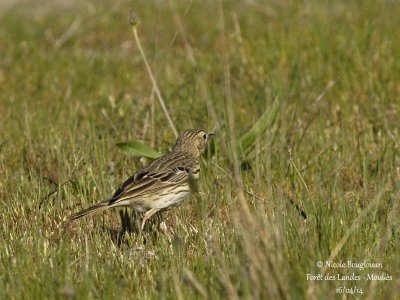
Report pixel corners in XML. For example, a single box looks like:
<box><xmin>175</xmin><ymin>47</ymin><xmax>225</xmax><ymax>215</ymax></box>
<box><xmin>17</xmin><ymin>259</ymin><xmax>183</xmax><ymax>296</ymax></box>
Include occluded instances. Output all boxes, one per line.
<box><xmin>67</xmin><ymin>199</ymin><xmax>110</xmax><ymax>222</ymax></box>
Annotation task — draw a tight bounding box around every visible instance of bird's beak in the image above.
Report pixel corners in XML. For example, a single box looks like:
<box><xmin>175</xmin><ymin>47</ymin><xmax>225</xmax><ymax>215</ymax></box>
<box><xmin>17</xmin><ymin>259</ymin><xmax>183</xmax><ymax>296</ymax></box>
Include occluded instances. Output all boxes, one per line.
<box><xmin>208</xmin><ymin>133</ymin><xmax>215</xmax><ymax>139</ymax></box>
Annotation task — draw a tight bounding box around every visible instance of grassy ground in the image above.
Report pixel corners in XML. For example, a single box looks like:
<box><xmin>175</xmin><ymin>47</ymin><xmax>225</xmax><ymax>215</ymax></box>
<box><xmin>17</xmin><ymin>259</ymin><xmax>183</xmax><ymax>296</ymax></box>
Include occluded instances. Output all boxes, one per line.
<box><xmin>1</xmin><ymin>0</ymin><xmax>399</xmax><ymax>299</ymax></box>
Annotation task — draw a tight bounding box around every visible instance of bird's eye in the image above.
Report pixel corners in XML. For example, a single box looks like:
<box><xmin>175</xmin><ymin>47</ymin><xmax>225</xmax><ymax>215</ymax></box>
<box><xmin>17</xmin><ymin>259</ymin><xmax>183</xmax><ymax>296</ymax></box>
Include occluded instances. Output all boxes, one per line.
<box><xmin>202</xmin><ymin>134</ymin><xmax>207</xmax><ymax>140</ymax></box>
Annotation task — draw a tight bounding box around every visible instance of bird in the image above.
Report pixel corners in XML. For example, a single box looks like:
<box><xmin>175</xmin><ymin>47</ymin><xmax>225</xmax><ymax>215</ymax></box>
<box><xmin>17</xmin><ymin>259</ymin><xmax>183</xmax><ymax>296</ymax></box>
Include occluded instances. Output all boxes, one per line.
<box><xmin>68</xmin><ymin>129</ymin><xmax>214</xmax><ymax>229</ymax></box>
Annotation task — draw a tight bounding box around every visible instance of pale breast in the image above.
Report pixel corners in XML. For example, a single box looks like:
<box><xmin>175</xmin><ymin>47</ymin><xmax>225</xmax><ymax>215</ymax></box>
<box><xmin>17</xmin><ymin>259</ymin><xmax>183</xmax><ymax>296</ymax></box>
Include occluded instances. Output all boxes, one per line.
<box><xmin>149</xmin><ymin>185</ymin><xmax>191</xmax><ymax>210</ymax></box>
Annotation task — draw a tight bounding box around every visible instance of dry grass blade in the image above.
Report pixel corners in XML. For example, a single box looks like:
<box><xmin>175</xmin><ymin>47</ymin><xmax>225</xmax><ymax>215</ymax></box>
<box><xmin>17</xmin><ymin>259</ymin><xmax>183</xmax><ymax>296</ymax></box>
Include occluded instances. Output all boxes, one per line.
<box><xmin>219</xmin><ymin>0</ymin><xmax>252</xmax><ymax>224</ymax></box>
<box><xmin>183</xmin><ymin>268</ymin><xmax>208</xmax><ymax>299</ymax></box>
<box><xmin>54</xmin><ymin>18</ymin><xmax>81</xmax><ymax>49</ymax></box>
<box><xmin>129</xmin><ymin>12</ymin><xmax>178</xmax><ymax>138</ymax></box>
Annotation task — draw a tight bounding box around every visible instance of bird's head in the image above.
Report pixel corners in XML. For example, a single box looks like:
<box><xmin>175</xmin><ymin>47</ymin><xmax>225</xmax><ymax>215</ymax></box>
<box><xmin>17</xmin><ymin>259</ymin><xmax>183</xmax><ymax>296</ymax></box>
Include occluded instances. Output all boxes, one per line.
<box><xmin>174</xmin><ymin>129</ymin><xmax>214</xmax><ymax>157</ymax></box>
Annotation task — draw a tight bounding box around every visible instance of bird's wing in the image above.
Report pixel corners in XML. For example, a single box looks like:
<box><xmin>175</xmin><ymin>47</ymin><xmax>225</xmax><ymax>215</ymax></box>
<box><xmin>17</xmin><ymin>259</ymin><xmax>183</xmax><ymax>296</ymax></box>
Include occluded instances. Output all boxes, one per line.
<box><xmin>108</xmin><ymin>152</ymin><xmax>194</xmax><ymax>206</ymax></box>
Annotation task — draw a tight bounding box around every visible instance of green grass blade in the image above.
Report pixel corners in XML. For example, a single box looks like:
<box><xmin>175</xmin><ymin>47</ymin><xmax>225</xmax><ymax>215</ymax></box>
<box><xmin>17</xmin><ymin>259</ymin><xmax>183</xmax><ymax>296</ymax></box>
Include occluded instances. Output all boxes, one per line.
<box><xmin>238</xmin><ymin>98</ymin><xmax>280</xmax><ymax>158</ymax></box>
<box><xmin>116</xmin><ymin>140</ymin><xmax>161</xmax><ymax>159</ymax></box>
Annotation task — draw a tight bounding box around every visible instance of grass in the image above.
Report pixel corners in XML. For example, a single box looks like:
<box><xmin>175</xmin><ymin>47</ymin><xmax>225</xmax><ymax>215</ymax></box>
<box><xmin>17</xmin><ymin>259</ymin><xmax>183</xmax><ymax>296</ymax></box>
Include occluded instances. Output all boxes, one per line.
<box><xmin>1</xmin><ymin>0</ymin><xmax>399</xmax><ymax>299</ymax></box>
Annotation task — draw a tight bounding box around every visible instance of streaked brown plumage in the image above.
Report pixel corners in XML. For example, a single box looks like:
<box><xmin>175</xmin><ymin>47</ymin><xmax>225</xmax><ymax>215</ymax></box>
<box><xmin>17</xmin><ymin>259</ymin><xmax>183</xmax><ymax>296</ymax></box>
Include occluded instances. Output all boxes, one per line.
<box><xmin>68</xmin><ymin>129</ymin><xmax>214</xmax><ymax>229</ymax></box>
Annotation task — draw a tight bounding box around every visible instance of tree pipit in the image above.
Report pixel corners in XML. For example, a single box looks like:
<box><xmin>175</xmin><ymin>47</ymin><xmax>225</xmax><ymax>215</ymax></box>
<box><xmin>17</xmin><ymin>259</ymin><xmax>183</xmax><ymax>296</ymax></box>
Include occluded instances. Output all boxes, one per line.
<box><xmin>68</xmin><ymin>129</ymin><xmax>214</xmax><ymax>230</ymax></box>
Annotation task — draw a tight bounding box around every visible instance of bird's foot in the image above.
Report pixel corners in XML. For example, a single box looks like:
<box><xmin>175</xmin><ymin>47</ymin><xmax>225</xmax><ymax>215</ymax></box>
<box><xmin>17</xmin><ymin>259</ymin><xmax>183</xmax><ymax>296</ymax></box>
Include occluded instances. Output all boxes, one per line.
<box><xmin>159</xmin><ymin>221</ymin><xmax>173</xmax><ymax>242</ymax></box>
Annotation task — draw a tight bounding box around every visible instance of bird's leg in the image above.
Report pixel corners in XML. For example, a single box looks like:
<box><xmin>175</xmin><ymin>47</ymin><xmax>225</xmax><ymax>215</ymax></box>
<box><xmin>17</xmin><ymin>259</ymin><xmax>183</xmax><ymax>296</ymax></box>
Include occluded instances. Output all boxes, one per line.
<box><xmin>141</xmin><ymin>208</ymin><xmax>160</xmax><ymax>230</ymax></box>
<box><xmin>156</xmin><ymin>211</ymin><xmax>163</xmax><ymax>223</ymax></box>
